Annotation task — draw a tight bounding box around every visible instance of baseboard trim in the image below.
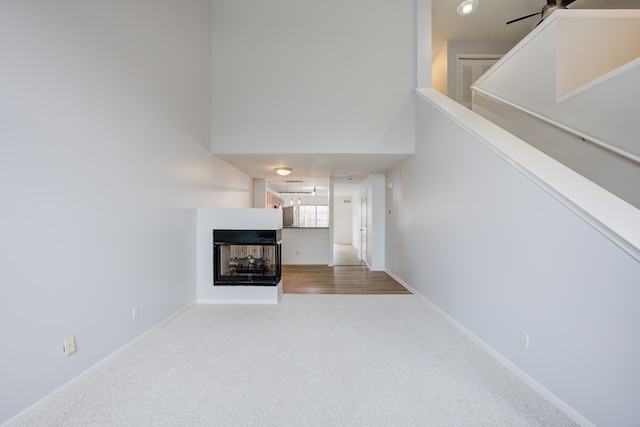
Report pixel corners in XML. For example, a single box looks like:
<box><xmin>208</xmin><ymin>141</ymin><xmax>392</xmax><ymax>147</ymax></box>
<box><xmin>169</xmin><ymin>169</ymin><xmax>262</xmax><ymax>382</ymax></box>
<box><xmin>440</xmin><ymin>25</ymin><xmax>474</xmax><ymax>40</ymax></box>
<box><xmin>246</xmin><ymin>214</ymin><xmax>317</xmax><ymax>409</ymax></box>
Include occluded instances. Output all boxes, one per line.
<box><xmin>198</xmin><ymin>281</ymin><xmax>282</xmax><ymax>305</ymax></box>
<box><xmin>197</xmin><ymin>298</ymin><xmax>279</xmax><ymax>305</ymax></box>
<box><xmin>2</xmin><ymin>302</ymin><xmax>196</xmax><ymax>427</ymax></box>
<box><xmin>384</xmin><ymin>270</ymin><xmax>595</xmax><ymax>427</ymax></box>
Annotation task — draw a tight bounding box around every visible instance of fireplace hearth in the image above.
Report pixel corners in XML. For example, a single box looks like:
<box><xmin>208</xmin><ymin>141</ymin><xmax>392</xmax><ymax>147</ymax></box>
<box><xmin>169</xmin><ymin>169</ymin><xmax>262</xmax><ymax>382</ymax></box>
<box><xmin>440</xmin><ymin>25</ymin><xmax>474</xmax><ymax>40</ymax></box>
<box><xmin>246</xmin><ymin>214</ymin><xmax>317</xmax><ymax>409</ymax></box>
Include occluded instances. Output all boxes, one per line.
<box><xmin>213</xmin><ymin>229</ymin><xmax>282</xmax><ymax>286</ymax></box>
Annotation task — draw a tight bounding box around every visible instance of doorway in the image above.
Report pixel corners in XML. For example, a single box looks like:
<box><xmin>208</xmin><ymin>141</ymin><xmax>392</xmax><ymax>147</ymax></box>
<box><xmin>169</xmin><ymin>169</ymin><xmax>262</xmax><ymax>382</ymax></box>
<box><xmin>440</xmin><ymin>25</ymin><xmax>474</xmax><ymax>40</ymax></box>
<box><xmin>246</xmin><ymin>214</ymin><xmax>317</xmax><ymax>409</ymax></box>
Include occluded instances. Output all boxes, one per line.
<box><xmin>333</xmin><ymin>244</ymin><xmax>364</xmax><ymax>266</ymax></box>
<box><xmin>456</xmin><ymin>54</ymin><xmax>502</xmax><ymax>108</ymax></box>
<box><xmin>332</xmin><ymin>194</ymin><xmax>364</xmax><ymax>266</ymax></box>
<box><xmin>360</xmin><ymin>189</ymin><xmax>368</xmax><ymax>264</ymax></box>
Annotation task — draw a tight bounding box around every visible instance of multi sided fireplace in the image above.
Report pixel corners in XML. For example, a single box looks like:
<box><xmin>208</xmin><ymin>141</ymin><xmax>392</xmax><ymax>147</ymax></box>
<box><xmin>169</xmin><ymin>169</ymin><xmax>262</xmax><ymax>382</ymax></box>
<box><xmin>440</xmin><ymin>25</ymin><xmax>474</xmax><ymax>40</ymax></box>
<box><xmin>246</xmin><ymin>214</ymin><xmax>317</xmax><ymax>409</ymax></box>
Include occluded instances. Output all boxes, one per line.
<box><xmin>213</xmin><ymin>229</ymin><xmax>282</xmax><ymax>286</ymax></box>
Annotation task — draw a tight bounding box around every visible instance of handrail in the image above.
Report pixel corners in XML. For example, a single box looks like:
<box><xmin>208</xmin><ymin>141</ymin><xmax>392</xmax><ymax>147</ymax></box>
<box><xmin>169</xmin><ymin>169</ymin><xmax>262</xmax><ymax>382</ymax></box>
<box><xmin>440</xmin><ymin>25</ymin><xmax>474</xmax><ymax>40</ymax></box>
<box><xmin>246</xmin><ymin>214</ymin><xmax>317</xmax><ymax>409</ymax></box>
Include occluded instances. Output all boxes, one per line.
<box><xmin>472</xmin><ymin>87</ymin><xmax>640</xmax><ymax>166</ymax></box>
<box><xmin>416</xmin><ymin>88</ymin><xmax>640</xmax><ymax>263</ymax></box>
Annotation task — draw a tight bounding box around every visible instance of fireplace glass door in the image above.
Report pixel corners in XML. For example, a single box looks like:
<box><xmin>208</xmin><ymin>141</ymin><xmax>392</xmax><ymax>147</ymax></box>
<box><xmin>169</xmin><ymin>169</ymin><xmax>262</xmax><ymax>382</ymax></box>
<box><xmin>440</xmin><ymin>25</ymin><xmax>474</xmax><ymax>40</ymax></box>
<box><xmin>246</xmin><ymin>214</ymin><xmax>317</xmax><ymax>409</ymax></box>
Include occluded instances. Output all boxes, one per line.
<box><xmin>213</xmin><ymin>230</ymin><xmax>281</xmax><ymax>286</ymax></box>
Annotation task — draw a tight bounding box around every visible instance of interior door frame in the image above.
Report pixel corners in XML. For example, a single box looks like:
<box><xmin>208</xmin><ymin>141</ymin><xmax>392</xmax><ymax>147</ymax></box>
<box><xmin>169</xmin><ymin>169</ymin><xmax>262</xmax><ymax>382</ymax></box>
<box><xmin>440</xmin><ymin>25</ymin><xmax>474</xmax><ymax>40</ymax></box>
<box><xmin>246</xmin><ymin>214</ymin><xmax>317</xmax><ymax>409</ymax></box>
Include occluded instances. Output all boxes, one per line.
<box><xmin>360</xmin><ymin>189</ymin><xmax>368</xmax><ymax>264</ymax></box>
<box><xmin>456</xmin><ymin>53</ymin><xmax>503</xmax><ymax>108</ymax></box>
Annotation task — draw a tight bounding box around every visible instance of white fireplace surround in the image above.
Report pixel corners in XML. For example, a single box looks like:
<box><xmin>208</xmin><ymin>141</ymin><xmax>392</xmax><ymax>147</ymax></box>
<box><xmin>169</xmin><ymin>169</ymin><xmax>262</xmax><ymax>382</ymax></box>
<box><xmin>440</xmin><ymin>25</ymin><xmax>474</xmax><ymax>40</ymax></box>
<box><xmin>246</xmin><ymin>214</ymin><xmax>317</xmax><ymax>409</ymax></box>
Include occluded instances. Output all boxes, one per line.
<box><xmin>197</xmin><ymin>208</ymin><xmax>283</xmax><ymax>304</ymax></box>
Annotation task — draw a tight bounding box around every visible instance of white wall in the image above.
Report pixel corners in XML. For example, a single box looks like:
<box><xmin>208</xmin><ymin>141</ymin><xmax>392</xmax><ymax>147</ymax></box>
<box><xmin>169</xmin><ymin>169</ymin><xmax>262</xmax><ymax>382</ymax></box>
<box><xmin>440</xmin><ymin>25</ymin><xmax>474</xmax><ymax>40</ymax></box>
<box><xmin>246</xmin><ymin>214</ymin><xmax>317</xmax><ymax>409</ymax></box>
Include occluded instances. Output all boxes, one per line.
<box><xmin>252</xmin><ymin>178</ymin><xmax>267</xmax><ymax>208</ymax></box>
<box><xmin>196</xmin><ymin>209</ymin><xmax>282</xmax><ymax>303</ymax></box>
<box><xmin>386</xmin><ymin>91</ymin><xmax>640</xmax><ymax>426</ymax></box>
<box><xmin>446</xmin><ymin>40</ymin><xmax>517</xmax><ymax>101</ymax></box>
<box><xmin>334</xmin><ymin>183</ymin><xmax>362</xmax><ymax>251</ymax></box>
<box><xmin>471</xmin><ymin>11</ymin><xmax>640</xmax><ymax>162</ymax></box>
<box><xmin>555</xmin><ymin>12</ymin><xmax>640</xmax><ymax>98</ymax></box>
<box><xmin>352</xmin><ymin>192</ymin><xmax>362</xmax><ymax>253</ymax></box>
<box><xmin>282</xmin><ymin>228</ymin><xmax>330</xmax><ymax>264</ymax></box>
<box><xmin>431</xmin><ymin>44</ymin><xmax>448</xmax><ymax>95</ymax></box>
<box><xmin>0</xmin><ymin>1</ymin><xmax>251</xmax><ymax>423</ymax></box>
<box><xmin>360</xmin><ymin>174</ymin><xmax>386</xmax><ymax>271</ymax></box>
<box><xmin>333</xmin><ymin>196</ymin><xmax>353</xmax><ymax>244</ymax></box>
<box><xmin>471</xmin><ymin>11</ymin><xmax>640</xmax><ymax>210</ymax></box>
<box><xmin>210</xmin><ymin>0</ymin><xmax>416</xmax><ymax>155</ymax></box>
<box><xmin>473</xmin><ymin>94</ymin><xmax>640</xmax><ymax>209</ymax></box>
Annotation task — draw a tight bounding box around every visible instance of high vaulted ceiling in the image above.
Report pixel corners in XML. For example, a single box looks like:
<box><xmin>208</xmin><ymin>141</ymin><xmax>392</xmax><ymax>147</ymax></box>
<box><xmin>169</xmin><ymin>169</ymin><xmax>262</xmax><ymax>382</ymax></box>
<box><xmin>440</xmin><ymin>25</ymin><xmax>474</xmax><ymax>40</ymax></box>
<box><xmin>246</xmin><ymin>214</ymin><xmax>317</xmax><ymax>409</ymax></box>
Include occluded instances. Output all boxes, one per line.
<box><xmin>221</xmin><ymin>0</ymin><xmax>639</xmax><ymax>194</ymax></box>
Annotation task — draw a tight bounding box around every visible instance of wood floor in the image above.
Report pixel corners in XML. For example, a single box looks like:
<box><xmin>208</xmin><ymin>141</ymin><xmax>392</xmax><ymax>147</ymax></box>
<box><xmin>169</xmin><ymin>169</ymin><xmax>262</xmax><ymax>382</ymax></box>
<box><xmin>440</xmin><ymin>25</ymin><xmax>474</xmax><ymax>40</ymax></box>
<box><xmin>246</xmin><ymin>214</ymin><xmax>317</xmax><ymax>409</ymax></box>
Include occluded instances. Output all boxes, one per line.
<box><xmin>282</xmin><ymin>264</ymin><xmax>411</xmax><ymax>294</ymax></box>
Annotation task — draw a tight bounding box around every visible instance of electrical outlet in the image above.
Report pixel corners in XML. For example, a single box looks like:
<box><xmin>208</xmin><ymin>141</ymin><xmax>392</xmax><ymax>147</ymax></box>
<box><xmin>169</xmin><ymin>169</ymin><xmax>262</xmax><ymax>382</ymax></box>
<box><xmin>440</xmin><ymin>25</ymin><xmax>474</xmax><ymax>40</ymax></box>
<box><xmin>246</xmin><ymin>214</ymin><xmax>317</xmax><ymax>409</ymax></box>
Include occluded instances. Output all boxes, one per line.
<box><xmin>520</xmin><ymin>332</ymin><xmax>530</xmax><ymax>349</ymax></box>
<box><xmin>422</xmin><ymin>276</ymin><xmax>426</xmax><ymax>285</ymax></box>
<box><xmin>63</xmin><ymin>336</ymin><xmax>76</xmax><ymax>355</ymax></box>
<box><xmin>132</xmin><ymin>305</ymin><xmax>139</xmax><ymax>319</ymax></box>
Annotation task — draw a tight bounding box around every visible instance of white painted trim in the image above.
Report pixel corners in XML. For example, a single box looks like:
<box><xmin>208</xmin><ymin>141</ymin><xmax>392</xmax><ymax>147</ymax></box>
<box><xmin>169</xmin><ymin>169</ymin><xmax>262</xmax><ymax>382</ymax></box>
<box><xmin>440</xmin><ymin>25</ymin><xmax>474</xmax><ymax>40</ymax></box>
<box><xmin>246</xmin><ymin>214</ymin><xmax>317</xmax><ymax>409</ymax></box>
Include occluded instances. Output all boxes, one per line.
<box><xmin>2</xmin><ymin>302</ymin><xmax>196</xmax><ymax>427</ymax></box>
<box><xmin>384</xmin><ymin>270</ymin><xmax>595</xmax><ymax>427</ymax></box>
<box><xmin>456</xmin><ymin>54</ymin><xmax>503</xmax><ymax>107</ymax></box>
<box><xmin>384</xmin><ymin>270</ymin><xmax>410</xmax><ymax>290</ymax></box>
<box><xmin>472</xmin><ymin>87</ymin><xmax>640</xmax><ymax>166</ymax></box>
<box><xmin>417</xmin><ymin>88</ymin><xmax>640</xmax><ymax>263</ymax></box>
<box><xmin>470</xmin><ymin>9</ymin><xmax>640</xmax><ymax>167</ymax></box>
<box><xmin>328</xmin><ymin>177</ymin><xmax>335</xmax><ymax>267</ymax></box>
<box><xmin>197</xmin><ymin>282</ymin><xmax>282</xmax><ymax>305</ymax></box>
<box><xmin>556</xmin><ymin>57</ymin><xmax>640</xmax><ymax>104</ymax></box>
<box><xmin>197</xmin><ymin>299</ymin><xmax>279</xmax><ymax>305</ymax></box>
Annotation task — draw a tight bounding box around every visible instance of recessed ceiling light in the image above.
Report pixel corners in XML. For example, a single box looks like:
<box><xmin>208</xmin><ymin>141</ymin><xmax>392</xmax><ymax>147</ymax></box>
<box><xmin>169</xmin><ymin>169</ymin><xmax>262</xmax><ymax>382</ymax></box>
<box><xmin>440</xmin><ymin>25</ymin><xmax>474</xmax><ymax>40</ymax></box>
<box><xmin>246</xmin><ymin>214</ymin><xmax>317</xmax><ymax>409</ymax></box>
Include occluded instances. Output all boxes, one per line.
<box><xmin>274</xmin><ymin>167</ymin><xmax>292</xmax><ymax>176</ymax></box>
<box><xmin>457</xmin><ymin>0</ymin><xmax>478</xmax><ymax>15</ymax></box>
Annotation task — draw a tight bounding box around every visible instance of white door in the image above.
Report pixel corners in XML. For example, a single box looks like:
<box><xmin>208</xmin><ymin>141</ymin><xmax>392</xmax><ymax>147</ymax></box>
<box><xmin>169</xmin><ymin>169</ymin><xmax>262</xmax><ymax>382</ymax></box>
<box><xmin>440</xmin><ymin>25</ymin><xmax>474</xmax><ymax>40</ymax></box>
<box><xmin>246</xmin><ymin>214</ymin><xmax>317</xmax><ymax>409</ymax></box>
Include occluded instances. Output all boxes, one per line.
<box><xmin>360</xmin><ymin>189</ymin><xmax>367</xmax><ymax>263</ymax></box>
<box><xmin>457</xmin><ymin>56</ymin><xmax>501</xmax><ymax>108</ymax></box>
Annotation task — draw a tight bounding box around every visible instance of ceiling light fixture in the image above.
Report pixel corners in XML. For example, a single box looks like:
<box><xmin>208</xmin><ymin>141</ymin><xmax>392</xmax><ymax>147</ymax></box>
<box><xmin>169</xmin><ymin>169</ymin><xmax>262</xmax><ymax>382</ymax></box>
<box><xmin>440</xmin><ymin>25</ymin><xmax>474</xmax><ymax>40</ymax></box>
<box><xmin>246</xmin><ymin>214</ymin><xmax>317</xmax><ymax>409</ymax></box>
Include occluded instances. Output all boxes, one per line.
<box><xmin>275</xmin><ymin>167</ymin><xmax>292</xmax><ymax>176</ymax></box>
<box><xmin>457</xmin><ymin>0</ymin><xmax>478</xmax><ymax>15</ymax></box>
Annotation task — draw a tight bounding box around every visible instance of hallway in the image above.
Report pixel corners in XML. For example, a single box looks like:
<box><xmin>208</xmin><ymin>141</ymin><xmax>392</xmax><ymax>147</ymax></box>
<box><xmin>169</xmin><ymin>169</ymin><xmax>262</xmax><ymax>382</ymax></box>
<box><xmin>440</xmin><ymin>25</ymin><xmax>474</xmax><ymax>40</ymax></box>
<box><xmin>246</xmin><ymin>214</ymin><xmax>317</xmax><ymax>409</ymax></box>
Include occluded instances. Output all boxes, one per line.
<box><xmin>333</xmin><ymin>243</ymin><xmax>365</xmax><ymax>266</ymax></box>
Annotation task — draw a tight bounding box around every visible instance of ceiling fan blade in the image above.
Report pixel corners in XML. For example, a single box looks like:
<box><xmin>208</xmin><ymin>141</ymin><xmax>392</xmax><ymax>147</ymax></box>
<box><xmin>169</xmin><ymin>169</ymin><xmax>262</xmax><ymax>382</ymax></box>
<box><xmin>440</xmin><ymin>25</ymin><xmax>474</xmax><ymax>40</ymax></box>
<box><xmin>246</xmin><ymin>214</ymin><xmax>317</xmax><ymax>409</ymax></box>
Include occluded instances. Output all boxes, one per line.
<box><xmin>506</xmin><ymin>12</ymin><xmax>542</xmax><ymax>25</ymax></box>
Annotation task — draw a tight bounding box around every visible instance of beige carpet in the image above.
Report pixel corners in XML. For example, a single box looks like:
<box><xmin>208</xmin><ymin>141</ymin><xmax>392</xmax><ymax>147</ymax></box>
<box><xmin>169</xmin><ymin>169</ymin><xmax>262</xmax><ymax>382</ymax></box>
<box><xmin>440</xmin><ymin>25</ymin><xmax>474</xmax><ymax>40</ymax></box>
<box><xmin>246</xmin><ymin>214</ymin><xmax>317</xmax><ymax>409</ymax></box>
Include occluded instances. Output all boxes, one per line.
<box><xmin>20</xmin><ymin>295</ymin><xmax>576</xmax><ymax>426</ymax></box>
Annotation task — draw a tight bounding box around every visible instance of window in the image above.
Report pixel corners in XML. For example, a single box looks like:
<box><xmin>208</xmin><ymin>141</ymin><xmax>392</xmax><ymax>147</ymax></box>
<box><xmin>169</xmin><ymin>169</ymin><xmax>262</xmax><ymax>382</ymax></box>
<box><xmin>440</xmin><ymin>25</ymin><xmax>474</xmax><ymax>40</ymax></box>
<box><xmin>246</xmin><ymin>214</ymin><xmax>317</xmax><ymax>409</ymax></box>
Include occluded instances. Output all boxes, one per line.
<box><xmin>298</xmin><ymin>205</ymin><xmax>328</xmax><ymax>228</ymax></box>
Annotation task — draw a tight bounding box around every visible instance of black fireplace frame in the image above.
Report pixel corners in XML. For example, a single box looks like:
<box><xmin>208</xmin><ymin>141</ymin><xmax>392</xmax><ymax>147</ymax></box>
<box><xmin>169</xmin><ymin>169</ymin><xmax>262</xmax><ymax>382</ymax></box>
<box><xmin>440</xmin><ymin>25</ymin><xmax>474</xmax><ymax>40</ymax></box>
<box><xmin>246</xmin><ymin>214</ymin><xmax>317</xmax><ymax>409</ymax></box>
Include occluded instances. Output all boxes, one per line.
<box><xmin>213</xmin><ymin>229</ymin><xmax>282</xmax><ymax>286</ymax></box>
